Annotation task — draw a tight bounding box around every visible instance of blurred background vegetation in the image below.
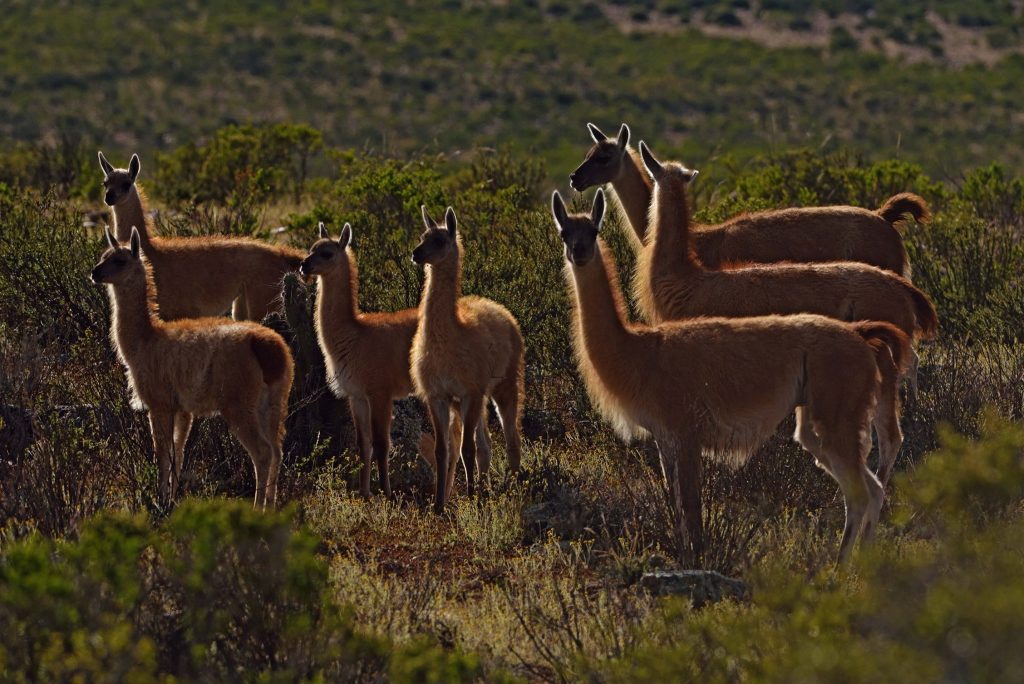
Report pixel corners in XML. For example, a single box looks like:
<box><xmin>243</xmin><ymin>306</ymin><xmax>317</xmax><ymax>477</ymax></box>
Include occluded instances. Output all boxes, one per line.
<box><xmin>1</xmin><ymin>1</ymin><xmax>1024</xmax><ymax>681</ymax></box>
<box><xmin>3</xmin><ymin>0</ymin><xmax>1024</xmax><ymax>178</ymax></box>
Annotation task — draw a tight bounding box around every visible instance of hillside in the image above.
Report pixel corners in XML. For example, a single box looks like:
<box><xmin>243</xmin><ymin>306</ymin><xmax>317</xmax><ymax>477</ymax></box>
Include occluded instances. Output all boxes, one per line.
<box><xmin>3</xmin><ymin>1</ymin><xmax>1024</xmax><ymax>178</ymax></box>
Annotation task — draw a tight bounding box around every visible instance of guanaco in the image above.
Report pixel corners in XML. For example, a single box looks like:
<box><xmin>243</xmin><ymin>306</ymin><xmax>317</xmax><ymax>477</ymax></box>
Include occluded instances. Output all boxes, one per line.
<box><xmin>410</xmin><ymin>206</ymin><xmax>524</xmax><ymax>512</ymax></box>
<box><xmin>99</xmin><ymin>151</ymin><xmax>305</xmax><ymax>320</ymax></box>
<box><xmin>553</xmin><ymin>188</ymin><xmax>909</xmax><ymax>563</ymax></box>
<box><xmin>635</xmin><ymin>141</ymin><xmax>937</xmax><ymax>392</ymax></box>
<box><xmin>570</xmin><ymin>123</ymin><xmax>926</xmax><ymax>276</ymax></box>
<box><xmin>91</xmin><ymin>226</ymin><xmax>294</xmax><ymax>509</ymax></box>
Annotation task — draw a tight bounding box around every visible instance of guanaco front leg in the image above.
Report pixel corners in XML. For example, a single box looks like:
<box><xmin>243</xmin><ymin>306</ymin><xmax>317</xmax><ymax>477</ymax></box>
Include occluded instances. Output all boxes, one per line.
<box><xmin>149</xmin><ymin>410</ymin><xmax>175</xmax><ymax>508</ymax></box>
<box><xmin>171</xmin><ymin>411</ymin><xmax>193</xmax><ymax>499</ymax></box>
<box><xmin>428</xmin><ymin>398</ymin><xmax>451</xmax><ymax>513</ymax></box>
<box><xmin>656</xmin><ymin>435</ymin><xmax>704</xmax><ymax>566</ymax></box>
<box><xmin>370</xmin><ymin>396</ymin><xmax>394</xmax><ymax>498</ymax></box>
<box><xmin>459</xmin><ymin>395</ymin><xmax>484</xmax><ymax>497</ymax></box>
<box><xmin>349</xmin><ymin>397</ymin><xmax>373</xmax><ymax>498</ymax></box>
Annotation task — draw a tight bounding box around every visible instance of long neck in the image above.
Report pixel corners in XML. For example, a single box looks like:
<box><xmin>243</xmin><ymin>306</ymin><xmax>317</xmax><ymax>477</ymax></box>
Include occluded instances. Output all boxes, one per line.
<box><xmin>112</xmin><ymin>185</ymin><xmax>154</xmax><ymax>248</ymax></box>
<box><xmin>108</xmin><ymin>271</ymin><xmax>159</xmax><ymax>363</ymax></box>
<box><xmin>316</xmin><ymin>257</ymin><xmax>360</xmax><ymax>334</ymax></box>
<box><xmin>569</xmin><ymin>241</ymin><xmax>636</xmax><ymax>370</ymax></box>
<box><xmin>612</xmin><ymin>147</ymin><xmax>655</xmax><ymax>246</ymax></box>
<box><xmin>420</xmin><ymin>246</ymin><xmax>463</xmax><ymax>335</ymax></box>
<box><xmin>649</xmin><ymin>174</ymin><xmax>700</xmax><ymax>277</ymax></box>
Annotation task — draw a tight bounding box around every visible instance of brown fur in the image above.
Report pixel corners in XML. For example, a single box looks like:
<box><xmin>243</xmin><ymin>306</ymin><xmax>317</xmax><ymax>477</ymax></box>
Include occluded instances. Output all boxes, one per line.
<box><xmin>411</xmin><ymin>206</ymin><xmax>524</xmax><ymax>512</ymax></box>
<box><xmin>553</xmin><ymin>189</ymin><xmax>908</xmax><ymax>563</ymax></box>
<box><xmin>570</xmin><ymin>124</ymin><xmax>925</xmax><ymax>276</ymax></box>
<box><xmin>91</xmin><ymin>227</ymin><xmax>294</xmax><ymax>509</ymax></box>
<box><xmin>99</xmin><ymin>152</ymin><xmax>305</xmax><ymax>321</ymax></box>
<box><xmin>301</xmin><ymin>222</ymin><xmax>421</xmax><ymax>498</ymax></box>
<box><xmin>635</xmin><ymin>142</ymin><xmax>937</xmax><ymax>384</ymax></box>
<box><xmin>878</xmin><ymin>192</ymin><xmax>930</xmax><ymax>226</ymax></box>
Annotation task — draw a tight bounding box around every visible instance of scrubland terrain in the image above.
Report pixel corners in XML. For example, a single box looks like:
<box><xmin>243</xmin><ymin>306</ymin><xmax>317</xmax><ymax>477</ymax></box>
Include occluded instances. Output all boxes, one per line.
<box><xmin>1</xmin><ymin>2</ymin><xmax>1024</xmax><ymax>681</ymax></box>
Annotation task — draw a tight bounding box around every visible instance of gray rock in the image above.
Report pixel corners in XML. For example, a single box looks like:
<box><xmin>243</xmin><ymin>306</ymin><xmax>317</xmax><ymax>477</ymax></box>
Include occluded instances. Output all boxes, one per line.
<box><xmin>640</xmin><ymin>569</ymin><xmax>749</xmax><ymax>608</ymax></box>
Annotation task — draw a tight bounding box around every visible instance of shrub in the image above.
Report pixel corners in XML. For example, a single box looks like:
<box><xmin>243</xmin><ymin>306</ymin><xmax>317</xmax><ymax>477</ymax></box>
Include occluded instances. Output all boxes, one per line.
<box><xmin>153</xmin><ymin>122</ymin><xmax>324</xmax><ymax>207</ymax></box>
<box><xmin>592</xmin><ymin>417</ymin><xmax>1024</xmax><ymax>682</ymax></box>
<box><xmin>0</xmin><ymin>499</ymin><xmax>495</xmax><ymax>680</ymax></box>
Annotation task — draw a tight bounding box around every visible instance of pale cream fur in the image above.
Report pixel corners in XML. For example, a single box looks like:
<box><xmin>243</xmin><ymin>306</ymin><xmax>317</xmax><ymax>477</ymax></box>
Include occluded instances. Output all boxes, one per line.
<box><xmin>91</xmin><ymin>228</ymin><xmax>294</xmax><ymax>509</ymax></box>
<box><xmin>99</xmin><ymin>152</ymin><xmax>305</xmax><ymax>321</ymax></box>
<box><xmin>410</xmin><ymin>207</ymin><xmax>524</xmax><ymax>512</ymax></box>
<box><xmin>553</xmin><ymin>189</ymin><xmax>909</xmax><ymax>563</ymax></box>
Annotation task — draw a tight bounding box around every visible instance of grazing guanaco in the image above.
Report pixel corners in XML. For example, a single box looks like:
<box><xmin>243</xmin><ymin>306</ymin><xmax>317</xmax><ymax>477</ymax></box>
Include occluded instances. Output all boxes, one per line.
<box><xmin>570</xmin><ymin>123</ymin><xmax>926</xmax><ymax>276</ymax></box>
<box><xmin>553</xmin><ymin>189</ymin><xmax>909</xmax><ymax>563</ymax></box>
<box><xmin>410</xmin><ymin>206</ymin><xmax>524</xmax><ymax>512</ymax></box>
<box><xmin>99</xmin><ymin>151</ymin><xmax>305</xmax><ymax>320</ymax></box>
<box><xmin>91</xmin><ymin>227</ymin><xmax>294</xmax><ymax>509</ymax></box>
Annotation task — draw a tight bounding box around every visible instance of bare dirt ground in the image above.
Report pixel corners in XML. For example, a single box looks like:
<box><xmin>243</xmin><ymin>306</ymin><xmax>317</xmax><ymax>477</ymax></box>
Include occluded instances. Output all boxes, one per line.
<box><xmin>601</xmin><ymin>5</ymin><xmax>1024</xmax><ymax>68</ymax></box>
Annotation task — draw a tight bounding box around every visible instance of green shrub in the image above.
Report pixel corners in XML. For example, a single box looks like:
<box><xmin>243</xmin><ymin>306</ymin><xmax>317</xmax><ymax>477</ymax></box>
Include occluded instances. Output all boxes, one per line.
<box><xmin>153</xmin><ymin>123</ymin><xmax>324</xmax><ymax>207</ymax></box>
<box><xmin>593</xmin><ymin>417</ymin><xmax>1024</xmax><ymax>682</ymax></box>
<box><xmin>0</xmin><ymin>499</ymin><xmax>497</xmax><ymax>680</ymax></box>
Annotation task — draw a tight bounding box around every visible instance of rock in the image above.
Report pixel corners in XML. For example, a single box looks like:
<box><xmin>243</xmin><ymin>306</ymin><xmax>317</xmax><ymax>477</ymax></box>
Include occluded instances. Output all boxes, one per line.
<box><xmin>640</xmin><ymin>569</ymin><xmax>749</xmax><ymax>608</ymax></box>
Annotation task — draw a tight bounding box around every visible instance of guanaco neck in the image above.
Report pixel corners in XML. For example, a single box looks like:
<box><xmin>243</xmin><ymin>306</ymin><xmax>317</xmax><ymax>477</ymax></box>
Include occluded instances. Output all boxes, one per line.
<box><xmin>112</xmin><ymin>185</ymin><xmax>155</xmax><ymax>249</ymax></box>
<box><xmin>612</xmin><ymin>148</ymin><xmax>655</xmax><ymax>245</ymax></box>
<box><xmin>648</xmin><ymin>174</ymin><xmax>700</xmax><ymax>277</ymax></box>
<box><xmin>569</xmin><ymin>240</ymin><xmax>637</xmax><ymax>372</ymax></box>
<box><xmin>633</xmin><ymin>173</ymin><xmax>700</xmax><ymax>322</ymax></box>
<box><xmin>420</xmin><ymin>242</ymin><xmax>463</xmax><ymax>338</ymax></box>
<box><xmin>316</xmin><ymin>254</ymin><xmax>361</xmax><ymax>337</ymax></box>
<box><xmin>108</xmin><ymin>268</ymin><xmax>159</xmax><ymax>365</ymax></box>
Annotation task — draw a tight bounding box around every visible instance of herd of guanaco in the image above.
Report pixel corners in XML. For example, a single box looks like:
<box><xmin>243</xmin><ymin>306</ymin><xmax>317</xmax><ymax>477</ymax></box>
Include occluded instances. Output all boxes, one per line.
<box><xmin>90</xmin><ymin>122</ymin><xmax>937</xmax><ymax>564</ymax></box>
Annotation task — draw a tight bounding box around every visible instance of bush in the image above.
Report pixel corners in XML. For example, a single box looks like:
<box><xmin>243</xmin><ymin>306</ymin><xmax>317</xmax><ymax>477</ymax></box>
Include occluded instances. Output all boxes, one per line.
<box><xmin>153</xmin><ymin>123</ymin><xmax>324</xmax><ymax>207</ymax></box>
<box><xmin>0</xmin><ymin>499</ymin><xmax>495</xmax><ymax>680</ymax></box>
<box><xmin>593</xmin><ymin>417</ymin><xmax>1024</xmax><ymax>682</ymax></box>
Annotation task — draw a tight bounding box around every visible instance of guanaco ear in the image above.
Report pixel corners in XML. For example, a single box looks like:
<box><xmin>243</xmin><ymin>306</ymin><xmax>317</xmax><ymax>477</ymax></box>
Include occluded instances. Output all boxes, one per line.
<box><xmin>616</xmin><ymin>123</ymin><xmax>630</xmax><ymax>150</ymax></box>
<box><xmin>104</xmin><ymin>225</ymin><xmax>116</xmax><ymax>249</ymax></box>
<box><xmin>551</xmin><ymin>190</ymin><xmax>568</xmax><ymax>231</ymax></box>
<box><xmin>339</xmin><ymin>222</ymin><xmax>353</xmax><ymax>248</ymax></box>
<box><xmin>128</xmin><ymin>154</ymin><xmax>141</xmax><ymax>182</ymax></box>
<box><xmin>318</xmin><ymin>221</ymin><xmax>329</xmax><ymax>239</ymax></box>
<box><xmin>592</xmin><ymin>188</ymin><xmax>606</xmax><ymax>229</ymax></box>
<box><xmin>638</xmin><ymin>141</ymin><xmax>663</xmax><ymax>178</ymax></box>
<box><xmin>683</xmin><ymin>168</ymin><xmax>699</xmax><ymax>182</ymax></box>
<box><xmin>130</xmin><ymin>226</ymin><xmax>141</xmax><ymax>259</ymax></box>
<box><xmin>98</xmin><ymin>151</ymin><xmax>114</xmax><ymax>176</ymax></box>
<box><xmin>421</xmin><ymin>205</ymin><xmax>435</xmax><ymax>229</ymax></box>
<box><xmin>444</xmin><ymin>207</ymin><xmax>457</xmax><ymax>237</ymax></box>
<box><xmin>587</xmin><ymin>122</ymin><xmax>608</xmax><ymax>143</ymax></box>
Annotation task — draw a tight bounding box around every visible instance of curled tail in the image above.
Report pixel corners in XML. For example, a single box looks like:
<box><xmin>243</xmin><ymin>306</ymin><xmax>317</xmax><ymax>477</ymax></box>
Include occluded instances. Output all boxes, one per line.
<box><xmin>853</xmin><ymin>321</ymin><xmax>912</xmax><ymax>377</ymax></box>
<box><xmin>250</xmin><ymin>333</ymin><xmax>294</xmax><ymax>386</ymax></box>
<box><xmin>877</xmin><ymin>193</ymin><xmax>930</xmax><ymax>229</ymax></box>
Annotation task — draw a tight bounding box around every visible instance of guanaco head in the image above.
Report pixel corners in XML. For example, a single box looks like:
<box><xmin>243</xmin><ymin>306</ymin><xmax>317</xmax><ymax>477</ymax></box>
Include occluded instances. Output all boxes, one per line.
<box><xmin>411</xmin><ymin>206</ymin><xmax>458</xmax><ymax>266</ymax></box>
<box><xmin>569</xmin><ymin>123</ymin><xmax>630</xmax><ymax>192</ymax></box>
<box><xmin>91</xmin><ymin>226</ymin><xmax>144</xmax><ymax>285</ymax></box>
<box><xmin>552</xmin><ymin>189</ymin><xmax>605</xmax><ymax>267</ymax></box>
<box><xmin>98</xmin><ymin>152</ymin><xmax>141</xmax><ymax>206</ymax></box>
<box><xmin>637</xmin><ymin>141</ymin><xmax>699</xmax><ymax>186</ymax></box>
<box><xmin>300</xmin><ymin>221</ymin><xmax>353</xmax><ymax>277</ymax></box>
